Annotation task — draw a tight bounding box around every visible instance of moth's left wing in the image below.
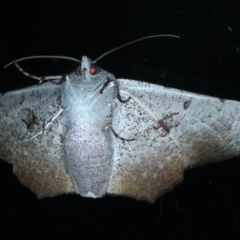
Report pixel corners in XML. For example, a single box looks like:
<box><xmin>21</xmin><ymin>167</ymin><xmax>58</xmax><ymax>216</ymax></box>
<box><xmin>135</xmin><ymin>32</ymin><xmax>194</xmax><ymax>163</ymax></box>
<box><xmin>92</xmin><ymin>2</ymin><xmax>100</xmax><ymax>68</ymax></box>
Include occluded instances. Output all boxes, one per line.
<box><xmin>107</xmin><ymin>79</ymin><xmax>240</xmax><ymax>202</ymax></box>
<box><xmin>0</xmin><ymin>81</ymin><xmax>74</xmax><ymax>197</ymax></box>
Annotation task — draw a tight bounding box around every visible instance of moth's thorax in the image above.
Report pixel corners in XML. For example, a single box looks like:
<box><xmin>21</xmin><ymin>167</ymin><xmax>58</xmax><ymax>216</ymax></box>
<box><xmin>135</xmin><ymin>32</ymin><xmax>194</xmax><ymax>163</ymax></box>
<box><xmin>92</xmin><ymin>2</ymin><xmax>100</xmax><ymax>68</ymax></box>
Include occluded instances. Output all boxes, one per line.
<box><xmin>63</xmin><ymin>80</ymin><xmax>114</xmax><ymax>126</ymax></box>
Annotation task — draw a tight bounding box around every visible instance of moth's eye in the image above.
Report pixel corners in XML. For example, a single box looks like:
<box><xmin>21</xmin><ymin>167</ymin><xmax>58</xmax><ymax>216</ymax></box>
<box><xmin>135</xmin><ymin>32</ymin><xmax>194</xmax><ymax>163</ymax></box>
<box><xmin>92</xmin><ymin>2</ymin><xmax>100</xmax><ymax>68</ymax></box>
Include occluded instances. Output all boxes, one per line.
<box><xmin>89</xmin><ymin>64</ymin><xmax>99</xmax><ymax>75</ymax></box>
<box><xmin>76</xmin><ymin>67</ymin><xmax>82</xmax><ymax>76</ymax></box>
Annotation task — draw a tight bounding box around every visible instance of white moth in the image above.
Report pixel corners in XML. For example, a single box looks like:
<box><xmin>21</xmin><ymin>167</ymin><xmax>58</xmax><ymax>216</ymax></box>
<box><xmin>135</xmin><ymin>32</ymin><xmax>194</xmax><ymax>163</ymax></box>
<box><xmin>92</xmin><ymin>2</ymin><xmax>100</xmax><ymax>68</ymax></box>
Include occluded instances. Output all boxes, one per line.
<box><xmin>1</xmin><ymin>39</ymin><xmax>240</xmax><ymax>202</ymax></box>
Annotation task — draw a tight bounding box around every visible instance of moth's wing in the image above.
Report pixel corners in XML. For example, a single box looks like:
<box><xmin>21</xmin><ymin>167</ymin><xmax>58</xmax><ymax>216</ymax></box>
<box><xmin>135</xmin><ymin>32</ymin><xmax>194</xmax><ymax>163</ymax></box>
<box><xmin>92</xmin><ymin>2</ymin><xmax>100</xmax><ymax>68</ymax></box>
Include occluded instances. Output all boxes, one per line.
<box><xmin>107</xmin><ymin>79</ymin><xmax>240</xmax><ymax>202</ymax></box>
<box><xmin>0</xmin><ymin>82</ymin><xmax>74</xmax><ymax>197</ymax></box>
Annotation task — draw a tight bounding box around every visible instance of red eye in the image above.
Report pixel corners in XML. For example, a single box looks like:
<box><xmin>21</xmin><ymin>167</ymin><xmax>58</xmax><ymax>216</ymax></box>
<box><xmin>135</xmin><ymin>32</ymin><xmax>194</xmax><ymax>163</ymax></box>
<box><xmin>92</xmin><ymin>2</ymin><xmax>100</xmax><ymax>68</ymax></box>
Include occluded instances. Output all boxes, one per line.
<box><xmin>89</xmin><ymin>65</ymin><xmax>99</xmax><ymax>75</ymax></box>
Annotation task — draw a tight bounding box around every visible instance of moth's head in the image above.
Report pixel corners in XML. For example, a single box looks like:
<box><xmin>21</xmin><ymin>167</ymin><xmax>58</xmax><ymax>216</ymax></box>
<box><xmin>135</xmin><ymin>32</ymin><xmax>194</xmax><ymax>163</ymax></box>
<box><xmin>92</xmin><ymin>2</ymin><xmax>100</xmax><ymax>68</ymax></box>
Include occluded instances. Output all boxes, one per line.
<box><xmin>76</xmin><ymin>56</ymin><xmax>101</xmax><ymax>82</ymax></box>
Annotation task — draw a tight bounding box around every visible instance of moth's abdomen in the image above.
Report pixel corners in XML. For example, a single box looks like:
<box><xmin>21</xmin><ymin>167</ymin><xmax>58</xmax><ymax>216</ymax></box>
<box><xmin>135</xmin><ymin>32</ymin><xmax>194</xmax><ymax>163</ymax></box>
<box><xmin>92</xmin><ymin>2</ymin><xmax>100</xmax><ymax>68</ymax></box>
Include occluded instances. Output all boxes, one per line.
<box><xmin>64</xmin><ymin>124</ymin><xmax>112</xmax><ymax>198</ymax></box>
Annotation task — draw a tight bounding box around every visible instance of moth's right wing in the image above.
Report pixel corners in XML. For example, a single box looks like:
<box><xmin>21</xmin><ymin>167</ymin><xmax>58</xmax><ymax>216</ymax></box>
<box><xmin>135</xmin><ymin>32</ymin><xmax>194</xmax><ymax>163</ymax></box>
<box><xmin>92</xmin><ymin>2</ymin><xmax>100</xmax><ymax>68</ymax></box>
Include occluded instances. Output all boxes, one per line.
<box><xmin>107</xmin><ymin>79</ymin><xmax>240</xmax><ymax>202</ymax></box>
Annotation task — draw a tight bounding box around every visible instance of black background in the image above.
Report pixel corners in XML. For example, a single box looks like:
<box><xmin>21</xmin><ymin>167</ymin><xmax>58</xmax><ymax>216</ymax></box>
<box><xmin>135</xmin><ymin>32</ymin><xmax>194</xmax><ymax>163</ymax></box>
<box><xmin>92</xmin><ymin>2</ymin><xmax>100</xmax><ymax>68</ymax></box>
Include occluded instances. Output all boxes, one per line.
<box><xmin>1</xmin><ymin>1</ymin><xmax>240</xmax><ymax>239</ymax></box>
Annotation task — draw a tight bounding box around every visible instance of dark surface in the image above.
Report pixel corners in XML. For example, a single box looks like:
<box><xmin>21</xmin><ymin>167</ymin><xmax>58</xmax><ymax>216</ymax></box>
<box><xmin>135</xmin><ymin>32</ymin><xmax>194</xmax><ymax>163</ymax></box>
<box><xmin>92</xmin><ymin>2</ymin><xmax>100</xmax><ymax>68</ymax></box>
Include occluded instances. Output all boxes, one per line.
<box><xmin>0</xmin><ymin>1</ymin><xmax>240</xmax><ymax>239</ymax></box>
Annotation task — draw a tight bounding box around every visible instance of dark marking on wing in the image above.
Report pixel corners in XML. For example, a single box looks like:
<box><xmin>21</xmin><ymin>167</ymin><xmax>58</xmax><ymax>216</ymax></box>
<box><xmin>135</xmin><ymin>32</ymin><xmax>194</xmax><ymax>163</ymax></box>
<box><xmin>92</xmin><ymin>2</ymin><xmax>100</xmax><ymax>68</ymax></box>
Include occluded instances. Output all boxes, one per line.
<box><xmin>183</xmin><ymin>100</ymin><xmax>191</xmax><ymax>110</ymax></box>
<box><xmin>20</xmin><ymin>96</ymin><xmax>25</xmax><ymax>105</ymax></box>
<box><xmin>154</xmin><ymin>112</ymin><xmax>179</xmax><ymax>134</ymax></box>
<box><xmin>20</xmin><ymin>108</ymin><xmax>40</xmax><ymax>131</ymax></box>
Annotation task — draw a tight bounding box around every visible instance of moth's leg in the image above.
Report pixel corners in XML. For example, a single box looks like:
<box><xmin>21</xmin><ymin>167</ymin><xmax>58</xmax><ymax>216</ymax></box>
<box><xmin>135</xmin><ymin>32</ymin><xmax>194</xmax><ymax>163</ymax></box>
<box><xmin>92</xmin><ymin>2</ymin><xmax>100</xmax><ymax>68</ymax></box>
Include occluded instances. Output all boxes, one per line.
<box><xmin>99</xmin><ymin>74</ymin><xmax>131</xmax><ymax>103</ymax></box>
<box><xmin>99</xmin><ymin>78</ymin><xmax>112</xmax><ymax>94</ymax></box>
<box><xmin>14</xmin><ymin>62</ymin><xmax>63</xmax><ymax>83</ymax></box>
<box><xmin>110</xmin><ymin>126</ymin><xmax>135</xmax><ymax>141</ymax></box>
<box><xmin>107</xmin><ymin>106</ymin><xmax>135</xmax><ymax>141</ymax></box>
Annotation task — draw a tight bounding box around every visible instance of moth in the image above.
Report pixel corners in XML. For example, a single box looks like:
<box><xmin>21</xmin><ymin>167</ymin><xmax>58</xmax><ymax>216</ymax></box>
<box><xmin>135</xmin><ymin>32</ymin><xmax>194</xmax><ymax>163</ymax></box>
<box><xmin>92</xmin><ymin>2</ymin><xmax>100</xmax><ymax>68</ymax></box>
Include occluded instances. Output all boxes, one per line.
<box><xmin>1</xmin><ymin>36</ymin><xmax>240</xmax><ymax>202</ymax></box>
